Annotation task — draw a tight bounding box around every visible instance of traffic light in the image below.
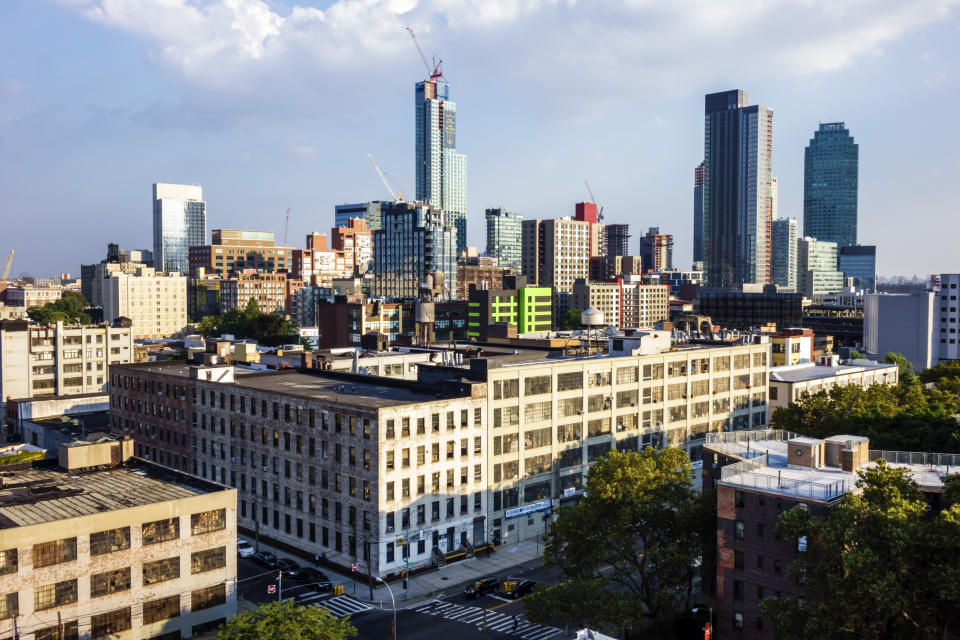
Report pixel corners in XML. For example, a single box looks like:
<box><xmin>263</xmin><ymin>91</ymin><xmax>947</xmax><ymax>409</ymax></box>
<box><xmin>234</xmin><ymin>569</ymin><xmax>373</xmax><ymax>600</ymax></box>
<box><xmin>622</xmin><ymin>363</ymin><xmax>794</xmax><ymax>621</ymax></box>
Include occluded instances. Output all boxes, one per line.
<box><xmin>333</xmin><ymin>584</ymin><xmax>344</xmax><ymax>596</ymax></box>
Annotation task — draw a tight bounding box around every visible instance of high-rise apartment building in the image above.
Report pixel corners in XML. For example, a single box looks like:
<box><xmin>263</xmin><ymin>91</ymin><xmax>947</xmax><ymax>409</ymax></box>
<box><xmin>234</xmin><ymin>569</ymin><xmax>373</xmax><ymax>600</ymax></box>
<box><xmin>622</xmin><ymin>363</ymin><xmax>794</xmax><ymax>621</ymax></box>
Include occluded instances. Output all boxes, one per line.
<box><xmin>188</xmin><ymin>229</ymin><xmax>294</xmax><ymax>278</ymax></box>
<box><xmin>571</xmin><ymin>279</ymin><xmax>669</xmax><ymax>329</ymax></box>
<box><xmin>521</xmin><ymin>217</ymin><xmax>603</xmax><ymax>312</ymax></box>
<box><xmin>101</xmin><ymin>265</ymin><xmax>188</xmax><ymax>339</ymax></box>
<box><xmin>639</xmin><ymin>227</ymin><xmax>674</xmax><ymax>272</ymax></box>
<box><xmin>702</xmin><ymin>90</ymin><xmax>774</xmax><ymax>287</ymax></box>
<box><xmin>803</xmin><ymin>123</ymin><xmax>858</xmax><ymax>247</ymax></box>
<box><xmin>936</xmin><ymin>274</ymin><xmax>960</xmax><ymax>363</ymax></box>
<box><xmin>455</xmin><ymin>257</ymin><xmax>517</xmax><ymax>301</ymax></box>
<box><xmin>693</xmin><ymin>163</ymin><xmax>704</xmax><ymax>263</ymax></box>
<box><xmin>372</xmin><ymin>202</ymin><xmax>457</xmax><ymax>300</ymax></box>
<box><xmin>331</xmin><ymin>218</ymin><xmax>374</xmax><ymax>275</ymax></box>
<box><xmin>605</xmin><ymin>224</ymin><xmax>631</xmax><ymax>257</ymax></box>
<box><xmin>0</xmin><ymin>319</ymin><xmax>134</xmax><ymax>402</ymax></box>
<box><xmin>864</xmin><ymin>291</ymin><xmax>935</xmax><ymax>372</ymax></box>
<box><xmin>335</xmin><ymin>201</ymin><xmax>385</xmax><ymax>231</ymax></box>
<box><xmin>485</xmin><ymin>208</ymin><xmax>523</xmax><ymax>271</ymax></box>
<box><xmin>838</xmin><ymin>245</ymin><xmax>876</xmax><ymax>293</ymax></box>
<box><xmin>152</xmin><ymin>183</ymin><xmax>206</xmax><ymax>275</ymax></box>
<box><xmin>416</xmin><ymin>76</ymin><xmax>468</xmax><ymax>253</ymax></box>
<box><xmin>798</xmin><ymin>237</ymin><xmax>843</xmax><ymax>298</ymax></box>
<box><xmin>219</xmin><ymin>270</ymin><xmax>287</xmax><ymax>315</ymax></box>
<box><xmin>770</xmin><ymin>218</ymin><xmax>799</xmax><ymax>289</ymax></box>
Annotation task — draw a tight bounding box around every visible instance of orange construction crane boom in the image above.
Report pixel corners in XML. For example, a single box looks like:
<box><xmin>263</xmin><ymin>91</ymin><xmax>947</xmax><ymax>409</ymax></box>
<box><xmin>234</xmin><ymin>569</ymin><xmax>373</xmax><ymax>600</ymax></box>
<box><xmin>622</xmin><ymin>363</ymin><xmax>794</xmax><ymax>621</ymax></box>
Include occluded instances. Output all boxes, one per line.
<box><xmin>406</xmin><ymin>27</ymin><xmax>443</xmax><ymax>82</ymax></box>
<box><xmin>0</xmin><ymin>250</ymin><xmax>13</xmax><ymax>284</ymax></box>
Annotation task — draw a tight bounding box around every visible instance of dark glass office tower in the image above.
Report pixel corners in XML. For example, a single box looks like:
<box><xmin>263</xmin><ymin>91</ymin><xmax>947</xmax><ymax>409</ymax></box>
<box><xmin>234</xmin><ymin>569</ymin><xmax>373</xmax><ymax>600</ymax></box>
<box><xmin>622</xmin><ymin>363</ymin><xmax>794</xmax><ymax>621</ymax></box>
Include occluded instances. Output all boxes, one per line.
<box><xmin>803</xmin><ymin>122</ymin><xmax>858</xmax><ymax>247</ymax></box>
<box><xmin>693</xmin><ymin>162</ymin><xmax>704</xmax><ymax>264</ymax></box>
<box><xmin>702</xmin><ymin>90</ymin><xmax>774</xmax><ymax>288</ymax></box>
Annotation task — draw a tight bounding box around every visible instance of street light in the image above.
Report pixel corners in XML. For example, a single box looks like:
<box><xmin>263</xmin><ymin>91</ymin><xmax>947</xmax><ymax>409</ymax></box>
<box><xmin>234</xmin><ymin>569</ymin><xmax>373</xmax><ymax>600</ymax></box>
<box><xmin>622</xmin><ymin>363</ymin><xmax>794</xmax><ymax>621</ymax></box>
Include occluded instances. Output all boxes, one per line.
<box><xmin>691</xmin><ymin>606</ymin><xmax>713</xmax><ymax>639</ymax></box>
<box><xmin>376</xmin><ymin>576</ymin><xmax>397</xmax><ymax>640</ymax></box>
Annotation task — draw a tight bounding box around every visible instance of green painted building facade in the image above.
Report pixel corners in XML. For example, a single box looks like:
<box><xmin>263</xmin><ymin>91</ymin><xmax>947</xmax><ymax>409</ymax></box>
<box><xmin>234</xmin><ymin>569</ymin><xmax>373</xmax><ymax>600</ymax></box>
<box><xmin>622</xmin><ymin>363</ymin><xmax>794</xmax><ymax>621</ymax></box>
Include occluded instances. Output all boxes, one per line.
<box><xmin>468</xmin><ymin>286</ymin><xmax>553</xmax><ymax>339</ymax></box>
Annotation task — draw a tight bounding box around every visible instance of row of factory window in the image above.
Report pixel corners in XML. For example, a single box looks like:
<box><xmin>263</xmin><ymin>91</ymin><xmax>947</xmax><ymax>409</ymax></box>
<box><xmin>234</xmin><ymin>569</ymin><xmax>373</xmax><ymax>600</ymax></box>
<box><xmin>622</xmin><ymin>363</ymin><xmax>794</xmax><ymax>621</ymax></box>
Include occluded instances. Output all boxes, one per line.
<box><xmin>0</xmin><ymin>510</ymin><xmax>225</xmax><ymax>576</ymax></box>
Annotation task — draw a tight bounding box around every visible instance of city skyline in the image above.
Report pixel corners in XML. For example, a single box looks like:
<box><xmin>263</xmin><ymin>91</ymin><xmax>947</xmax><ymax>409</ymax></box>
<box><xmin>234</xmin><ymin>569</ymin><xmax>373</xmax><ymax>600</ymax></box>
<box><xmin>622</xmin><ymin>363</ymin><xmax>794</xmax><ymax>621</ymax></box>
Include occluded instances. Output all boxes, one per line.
<box><xmin>1</xmin><ymin>1</ymin><xmax>959</xmax><ymax>279</ymax></box>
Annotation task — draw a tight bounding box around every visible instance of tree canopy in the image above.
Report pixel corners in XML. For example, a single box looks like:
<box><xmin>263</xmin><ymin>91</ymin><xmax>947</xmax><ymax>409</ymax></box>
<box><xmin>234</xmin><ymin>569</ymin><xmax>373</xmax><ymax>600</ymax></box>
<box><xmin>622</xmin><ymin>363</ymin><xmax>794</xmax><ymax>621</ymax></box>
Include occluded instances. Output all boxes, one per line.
<box><xmin>197</xmin><ymin>297</ymin><xmax>298</xmax><ymax>347</ymax></box>
<box><xmin>215</xmin><ymin>600</ymin><xmax>357</xmax><ymax>640</ymax></box>
<box><xmin>558</xmin><ymin>307</ymin><xmax>583</xmax><ymax>331</ymax></box>
<box><xmin>27</xmin><ymin>291</ymin><xmax>91</xmax><ymax>325</ymax></box>
<box><xmin>883</xmin><ymin>350</ymin><xmax>917</xmax><ymax>384</ymax></box>
<box><xmin>524</xmin><ymin>448</ymin><xmax>710</xmax><ymax>636</ymax></box>
<box><xmin>770</xmin><ymin>377</ymin><xmax>960</xmax><ymax>453</ymax></box>
<box><xmin>760</xmin><ymin>460</ymin><xmax>960</xmax><ymax>640</ymax></box>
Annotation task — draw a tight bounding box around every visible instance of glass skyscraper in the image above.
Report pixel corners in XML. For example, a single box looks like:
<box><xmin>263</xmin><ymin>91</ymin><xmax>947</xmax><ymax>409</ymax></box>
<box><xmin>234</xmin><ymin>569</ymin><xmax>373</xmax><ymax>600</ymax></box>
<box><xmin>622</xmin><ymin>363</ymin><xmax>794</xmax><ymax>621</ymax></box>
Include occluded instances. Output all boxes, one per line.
<box><xmin>335</xmin><ymin>201</ymin><xmax>385</xmax><ymax>231</ymax></box>
<box><xmin>771</xmin><ymin>218</ymin><xmax>799</xmax><ymax>289</ymax></box>
<box><xmin>415</xmin><ymin>78</ymin><xmax>467</xmax><ymax>253</ymax></box>
<box><xmin>693</xmin><ymin>162</ymin><xmax>704</xmax><ymax>263</ymax></box>
<box><xmin>702</xmin><ymin>90</ymin><xmax>775</xmax><ymax>287</ymax></box>
<box><xmin>372</xmin><ymin>201</ymin><xmax>457</xmax><ymax>300</ymax></box>
<box><xmin>485</xmin><ymin>207</ymin><xmax>523</xmax><ymax>270</ymax></box>
<box><xmin>152</xmin><ymin>183</ymin><xmax>206</xmax><ymax>275</ymax></box>
<box><xmin>803</xmin><ymin>122</ymin><xmax>858</xmax><ymax>247</ymax></box>
<box><xmin>838</xmin><ymin>245</ymin><xmax>876</xmax><ymax>292</ymax></box>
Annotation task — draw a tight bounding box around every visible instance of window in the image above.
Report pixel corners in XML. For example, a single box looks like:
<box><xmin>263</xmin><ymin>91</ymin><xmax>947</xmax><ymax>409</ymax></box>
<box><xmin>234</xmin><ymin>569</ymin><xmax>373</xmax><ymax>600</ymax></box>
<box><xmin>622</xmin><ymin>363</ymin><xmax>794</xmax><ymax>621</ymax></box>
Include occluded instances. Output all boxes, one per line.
<box><xmin>524</xmin><ymin>401</ymin><xmax>552</xmax><ymax>422</ymax></box>
<box><xmin>192</xmin><ymin>547</ymin><xmax>226</xmax><ymax>573</ymax></box>
<box><xmin>192</xmin><ymin>583</ymin><xmax>226</xmax><ymax>611</ymax></box>
<box><xmin>524</xmin><ymin>375</ymin><xmax>551</xmax><ymax>396</ymax></box>
<box><xmin>734</xmin><ymin>550</ymin><xmax>744</xmax><ymax>570</ymax></box>
<box><xmin>143</xmin><ymin>557</ymin><xmax>180</xmax><ymax>585</ymax></box>
<box><xmin>0</xmin><ymin>549</ymin><xmax>17</xmax><ymax>576</ymax></box>
<box><xmin>33</xmin><ymin>538</ymin><xmax>77</xmax><ymax>568</ymax></box>
<box><xmin>734</xmin><ymin>521</ymin><xmax>744</xmax><ymax>539</ymax></box>
<box><xmin>143</xmin><ymin>595</ymin><xmax>180</xmax><ymax>624</ymax></box>
<box><xmin>35</xmin><ymin>622</ymin><xmax>78</xmax><ymax>640</ymax></box>
<box><xmin>91</xmin><ymin>607</ymin><xmax>131</xmax><ymax>638</ymax></box>
<box><xmin>142</xmin><ymin>518</ymin><xmax>179</xmax><ymax>545</ymax></box>
<box><xmin>34</xmin><ymin>579</ymin><xmax>77</xmax><ymax>610</ymax></box>
<box><xmin>0</xmin><ymin>592</ymin><xmax>17</xmax><ymax>619</ymax></box>
<box><xmin>733</xmin><ymin>612</ymin><xmax>744</xmax><ymax>629</ymax></box>
<box><xmin>556</xmin><ymin>372</ymin><xmax>582</xmax><ymax>391</ymax></box>
<box><xmin>734</xmin><ymin>490</ymin><xmax>745</xmax><ymax>508</ymax></box>
<box><xmin>616</xmin><ymin>366</ymin><xmax>638</xmax><ymax>384</ymax></box>
<box><xmin>91</xmin><ymin>568</ymin><xmax>131</xmax><ymax>598</ymax></box>
<box><xmin>733</xmin><ymin>579</ymin><xmax>744</xmax><ymax>600</ymax></box>
<box><xmin>191</xmin><ymin>509</ymin><xmax>226</xmax><ymax>535</ymax></box>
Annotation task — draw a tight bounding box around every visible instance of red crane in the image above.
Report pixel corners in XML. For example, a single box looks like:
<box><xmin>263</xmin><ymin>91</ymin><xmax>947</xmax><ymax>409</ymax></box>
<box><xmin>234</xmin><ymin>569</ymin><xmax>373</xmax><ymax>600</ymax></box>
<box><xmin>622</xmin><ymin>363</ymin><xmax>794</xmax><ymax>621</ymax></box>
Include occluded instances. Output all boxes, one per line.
<box><xmin>406</xmin><ymin>27</ymin><xmax>443</xmax><ymax>82</ymax></box>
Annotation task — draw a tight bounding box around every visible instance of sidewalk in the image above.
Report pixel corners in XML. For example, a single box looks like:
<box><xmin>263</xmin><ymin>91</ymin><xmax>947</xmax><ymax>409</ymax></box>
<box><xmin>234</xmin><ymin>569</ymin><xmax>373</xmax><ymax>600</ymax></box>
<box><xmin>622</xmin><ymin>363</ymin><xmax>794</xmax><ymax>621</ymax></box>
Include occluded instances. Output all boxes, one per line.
<box><xmin>248</xmin><ymin>537</ymin><xmax>546</xmax><ymax>607</ymax></box>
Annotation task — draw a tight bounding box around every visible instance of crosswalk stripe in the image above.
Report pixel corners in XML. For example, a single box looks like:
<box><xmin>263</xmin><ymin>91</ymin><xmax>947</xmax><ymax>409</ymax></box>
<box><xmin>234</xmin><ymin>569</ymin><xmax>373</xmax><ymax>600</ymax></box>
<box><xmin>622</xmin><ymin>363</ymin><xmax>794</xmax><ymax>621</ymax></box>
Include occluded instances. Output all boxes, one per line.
<box><xmin>523</xmin><ymin>628</ymin><xmax>561</xmax><ymax>640</ymax></box>
<box><xmin>410</xmin><ymin>600</ymin><xmax>563</xmax><ymax>639</ymax></box>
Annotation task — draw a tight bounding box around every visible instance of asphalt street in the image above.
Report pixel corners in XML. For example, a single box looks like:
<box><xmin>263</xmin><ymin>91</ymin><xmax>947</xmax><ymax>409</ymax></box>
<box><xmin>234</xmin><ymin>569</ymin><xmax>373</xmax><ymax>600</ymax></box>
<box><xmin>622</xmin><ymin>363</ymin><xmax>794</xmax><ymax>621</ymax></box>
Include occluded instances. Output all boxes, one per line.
<box><xmin>235</xmin><ymin>554</ymin><xmax>570</xmax><ymax>640</ymax></box>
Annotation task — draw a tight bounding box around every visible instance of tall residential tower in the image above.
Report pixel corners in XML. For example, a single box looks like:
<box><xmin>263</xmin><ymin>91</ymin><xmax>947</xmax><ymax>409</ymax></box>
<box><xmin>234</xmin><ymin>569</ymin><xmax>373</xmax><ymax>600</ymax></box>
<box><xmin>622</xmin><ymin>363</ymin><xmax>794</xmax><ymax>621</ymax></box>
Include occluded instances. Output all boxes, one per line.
<box><xmin>485</xmin><ymin>207</ymin><xmax>523</xmax><ymax>271</ymax></box>
<box><xmin>702</xmin><ymin>90</ymin><xmax>774</xmax><ymax>288</ymax></box>
<box><xmin>803</xmin><ymin>122</ymin><xmax>858</xmax><ymax>247</ymax></box>
<box><xmin>153</xmin><ymin>183</ymin><xmax>206</xmax><ymax>275</ymax></box>
<box><xmin>693</xmin><ymin>162</ymin><xmax>704</xmax><ymax>263</ymax></box>
<box><xmin>416</xmin><ymin>76</ymin><xmax>467</xmax><ymax>253</ymax></box>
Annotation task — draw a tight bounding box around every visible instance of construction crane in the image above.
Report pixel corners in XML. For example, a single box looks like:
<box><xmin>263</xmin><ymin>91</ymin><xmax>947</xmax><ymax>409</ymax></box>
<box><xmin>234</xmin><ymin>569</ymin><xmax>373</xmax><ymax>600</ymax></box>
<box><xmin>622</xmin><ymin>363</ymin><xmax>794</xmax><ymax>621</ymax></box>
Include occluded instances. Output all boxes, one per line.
<box><xmin>282</xmin><ymin>209</ymin><xmax>290</xmax><ymax>245</ymax></box>
<box><xmin>0</xmin><ymin>250</ymin><xmax>13</xmax><ymax>285</ymax></box>
<box><xmin>584</xmin><ymin>180</ymin><xmax>605</xmax><ymax>222</ymax></box>
<box><xmin>406</xmin><ymin>27</ymin><xmax>443</xmax><ymax>82</ymax></box>
<box><xmin>368</xmin><ymin>154</ymin><xmax>404</xmax><ymax>202</ymax></box>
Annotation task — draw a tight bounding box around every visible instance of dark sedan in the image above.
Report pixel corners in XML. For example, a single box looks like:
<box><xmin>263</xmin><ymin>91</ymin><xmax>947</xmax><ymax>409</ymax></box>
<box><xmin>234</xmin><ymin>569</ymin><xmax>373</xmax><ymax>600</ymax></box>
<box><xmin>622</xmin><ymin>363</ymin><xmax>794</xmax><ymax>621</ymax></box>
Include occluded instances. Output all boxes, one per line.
<box><xmin>286</xmin><ymin>567</ymin><xmax>333</xmax><ymax>592</ymax></box>
<box><xmin>498</xmin><ymin>579</ymin><xmax>535</xmax><ymax>599</ymax></box>
<box><xmin>464</xmin><ymin>577</ymin><xmax>499</xmax><ymax>599</ymax></box>
<box><xmin>251</xmin><ymin>551</ymin><xmax>277</xmax><ymax>569</ymax></box>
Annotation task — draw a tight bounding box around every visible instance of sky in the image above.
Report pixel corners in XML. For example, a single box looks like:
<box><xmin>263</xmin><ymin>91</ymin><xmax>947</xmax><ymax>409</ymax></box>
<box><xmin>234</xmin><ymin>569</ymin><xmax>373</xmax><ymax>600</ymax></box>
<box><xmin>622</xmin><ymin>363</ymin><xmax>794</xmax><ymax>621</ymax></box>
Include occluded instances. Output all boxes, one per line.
<box><xmin>1</xmin><ymin>0</ymin><xmax>959</xmax><ymax>280</ymax></box>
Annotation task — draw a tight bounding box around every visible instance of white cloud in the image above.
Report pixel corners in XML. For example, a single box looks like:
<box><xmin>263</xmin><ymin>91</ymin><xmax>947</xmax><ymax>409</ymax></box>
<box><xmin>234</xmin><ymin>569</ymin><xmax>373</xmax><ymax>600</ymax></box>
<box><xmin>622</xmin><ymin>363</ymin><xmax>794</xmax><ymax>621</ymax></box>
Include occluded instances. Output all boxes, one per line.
<box><xmin>288</xmin><ymin>143</ymin><xmax>317</xmax><ymax>158</ymax></box>
<box><xmin>62</xmin><ymin>0</ymin><xmax>959</xmax><ymax>119</ymax></box>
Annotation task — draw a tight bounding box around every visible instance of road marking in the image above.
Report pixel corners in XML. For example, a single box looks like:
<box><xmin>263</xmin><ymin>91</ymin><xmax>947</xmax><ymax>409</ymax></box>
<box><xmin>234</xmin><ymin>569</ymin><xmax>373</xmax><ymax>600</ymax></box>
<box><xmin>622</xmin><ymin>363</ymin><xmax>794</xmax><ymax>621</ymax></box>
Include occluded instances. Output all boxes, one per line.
<box><xmin>303</xmin><ymin>595</ymin><xmax>372</xmax><ymax>618</ymax></box>
<box><xmin>411</xmin><ymin>600</ymin><xmax>562</xmax><ymax>639</ymax></box>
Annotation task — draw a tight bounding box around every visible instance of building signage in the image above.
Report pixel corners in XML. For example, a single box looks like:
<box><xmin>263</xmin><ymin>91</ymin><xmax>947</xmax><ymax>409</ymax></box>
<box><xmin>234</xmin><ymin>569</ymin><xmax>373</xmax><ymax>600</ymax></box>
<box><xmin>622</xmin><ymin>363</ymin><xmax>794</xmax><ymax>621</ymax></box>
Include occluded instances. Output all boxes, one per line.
<box><xmin>690</xmin><ymin>460</ymin><xmax>703</xmax><ymax>470</ymax></box>
<box><xmin>505</xmin><ymin>499</ymin><xmax>552</xmax><ymax>520</ymax></box>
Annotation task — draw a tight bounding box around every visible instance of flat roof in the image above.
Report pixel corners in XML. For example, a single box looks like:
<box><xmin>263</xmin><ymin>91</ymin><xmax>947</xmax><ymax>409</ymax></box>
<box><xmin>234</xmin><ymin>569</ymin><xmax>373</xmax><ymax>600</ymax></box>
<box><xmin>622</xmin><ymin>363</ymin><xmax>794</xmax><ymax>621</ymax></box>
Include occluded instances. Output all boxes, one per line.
<box><xmin>770</xmin><ymin>361</ymin><xmax>896</xmax><ymax>383</ymax></box>
<box><xmin>0</xmin><ymin>460</ymin><xmax>227</xmax><ymax>529</ymax></box>
<box><xmin>115</xmin><ymin>362</ymin><xmax>467</xmax><ymax>408</ymax></box>
<box><xmin>30</xmin><ymin>412</ymin><xmax>110</xmax><ymax>431</ymax></box>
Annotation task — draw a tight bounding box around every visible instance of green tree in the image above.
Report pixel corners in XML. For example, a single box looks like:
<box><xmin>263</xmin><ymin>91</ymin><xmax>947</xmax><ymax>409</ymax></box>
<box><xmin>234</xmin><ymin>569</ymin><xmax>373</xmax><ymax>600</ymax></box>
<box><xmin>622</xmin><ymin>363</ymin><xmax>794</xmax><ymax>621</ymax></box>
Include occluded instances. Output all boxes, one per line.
<box><xmin>883</xmin><ymin>351</ymin><xmax>917</xmax><ymax>385</ymax></box>
<box><xmin>847</xmin><ymin>349</ymin><xmax>867</xmax><ymax>360</ymax></box>
<box><xmin>558</xmin><ymin>308</ymin><xmax>583</xmax><ymax>331</ymax></box>
<box><xmin>524</xmin><ymin>448</ymin><xmax>707</xmax><ymax>636</ymax></box>
<box><xmin>761</xmin><ymin>460</ymin><xmax>960</xmax><ymax>640</ymax></box>
<box><xmin>215</xmin><ymin>600</ymin><xmax>357</xmax><ymax>640</ymax></box>
<box><xmin>27</xmin><ymin>291</ymin><xmax>92</xmax><ymax>325</ymax></box>
<box><xmin>919</xmin><ymin>360</ymin><xmax>960</xmax><ymax>385</ymax></box>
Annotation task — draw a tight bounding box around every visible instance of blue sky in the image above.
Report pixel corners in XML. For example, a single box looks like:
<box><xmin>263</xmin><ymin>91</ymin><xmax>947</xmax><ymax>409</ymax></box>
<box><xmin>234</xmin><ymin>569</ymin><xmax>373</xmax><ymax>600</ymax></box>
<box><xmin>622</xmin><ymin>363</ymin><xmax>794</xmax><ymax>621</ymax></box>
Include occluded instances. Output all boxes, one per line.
<box><xmin>1</xmin><ymin>0</ymin><xmax>958</xmax><ymax>280</ymax></box>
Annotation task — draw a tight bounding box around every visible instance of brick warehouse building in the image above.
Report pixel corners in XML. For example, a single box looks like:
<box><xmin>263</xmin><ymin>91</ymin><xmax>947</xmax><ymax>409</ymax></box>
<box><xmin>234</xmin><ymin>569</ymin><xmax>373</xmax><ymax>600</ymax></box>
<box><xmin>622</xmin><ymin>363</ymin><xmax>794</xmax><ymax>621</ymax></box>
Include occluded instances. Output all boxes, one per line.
<box><xmin>110</xmin><ymin>362</ymin><xmax>487</xmax><ymax>579</ymax></box>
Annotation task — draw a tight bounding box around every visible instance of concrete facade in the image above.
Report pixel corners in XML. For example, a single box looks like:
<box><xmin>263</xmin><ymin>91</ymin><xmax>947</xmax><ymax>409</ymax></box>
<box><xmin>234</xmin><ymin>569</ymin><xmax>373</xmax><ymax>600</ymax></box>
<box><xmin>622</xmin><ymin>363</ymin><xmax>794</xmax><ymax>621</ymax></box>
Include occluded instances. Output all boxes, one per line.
<box><xmin>101</xmin><ymin>266</ymin><xmax>187</xmax><ymax>339</ymax></box>
<box><xmin>768</xmin><ymin>359</ymin><xmax>898</xmax><ymax>410</ymax></box>
<box><xmin>863</xmin><ymin>291</ymin><xmax>935</xmax><ymax>372</ymax></box>
<box><xmin>0</xmin><ymin>449</ymin><xmax>236</xmax><ymax>640</ymax></box>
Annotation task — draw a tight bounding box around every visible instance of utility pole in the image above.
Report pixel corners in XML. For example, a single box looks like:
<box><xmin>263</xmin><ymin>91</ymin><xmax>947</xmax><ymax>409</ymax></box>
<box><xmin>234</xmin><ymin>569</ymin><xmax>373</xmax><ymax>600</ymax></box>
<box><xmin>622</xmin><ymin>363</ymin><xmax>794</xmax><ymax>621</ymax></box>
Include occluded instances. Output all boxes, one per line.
<box><xmin>277</xmin><ymin>569</ymin><xmax>283</xmax><ymax>602</ymax></box>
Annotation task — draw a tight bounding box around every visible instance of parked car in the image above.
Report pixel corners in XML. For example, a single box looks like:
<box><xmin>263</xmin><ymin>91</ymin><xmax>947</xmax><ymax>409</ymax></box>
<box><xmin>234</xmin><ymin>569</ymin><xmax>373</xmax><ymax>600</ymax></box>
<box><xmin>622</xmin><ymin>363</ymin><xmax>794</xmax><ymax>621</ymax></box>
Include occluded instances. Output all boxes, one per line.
<box><xmin>237</xmin><ymin>539</ymin><xmax>255</xmax><ymax>558</ymax></box>
<box><xmin>464</xmin><ymin>577</ymin><xmax>500</xmax><ymax>599</ymax></box>
<box><xmin>251</xmin><ymin>551</ymin><xmax>277</xmax><ymax>569</ymax></box>
<box><xmin>498</xmin><ymin>579</ymin><xmax>535</xmax><ymax>599</ymax></box>
<box><xmin>287</xmin><ymin>567</ymin><xmax>333</xmax><ymax>592</ymax></box>
<box><xmin>276</xmin><ymin>558</ymin><xmax>301</xmax><ymax>573</ymax></box>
